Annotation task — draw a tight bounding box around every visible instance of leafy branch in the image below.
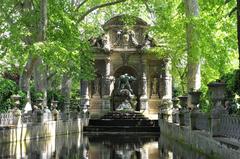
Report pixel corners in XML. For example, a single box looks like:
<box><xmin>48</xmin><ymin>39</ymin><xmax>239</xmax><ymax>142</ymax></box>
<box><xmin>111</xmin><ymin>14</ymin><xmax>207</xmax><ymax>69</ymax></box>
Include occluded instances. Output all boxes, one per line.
<box><xmin>76</xmin><ymin>0</ymin><xmax>126</xmax><ymax>23</ymax></box>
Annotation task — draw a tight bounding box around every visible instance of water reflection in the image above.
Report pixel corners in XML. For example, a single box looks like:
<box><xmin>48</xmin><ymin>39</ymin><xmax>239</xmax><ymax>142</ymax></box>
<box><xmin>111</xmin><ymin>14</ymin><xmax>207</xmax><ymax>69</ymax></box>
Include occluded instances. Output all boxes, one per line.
<box><xmin>0</xmin><ymin>133</ymin><xmax>212</xmax><ymax>159</ymax></box>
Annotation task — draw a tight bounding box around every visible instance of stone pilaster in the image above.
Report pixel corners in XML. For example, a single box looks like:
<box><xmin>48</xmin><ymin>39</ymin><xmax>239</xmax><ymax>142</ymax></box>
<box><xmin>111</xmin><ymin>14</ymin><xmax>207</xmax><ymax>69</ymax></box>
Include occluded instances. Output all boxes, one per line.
<box><xmin>102</xmin><ymin>57</ymin><xmax>111</xmax><ymax>111</ymax></box>
<box><xmin>80</xmin><ymin>80</ymin><xmax>90</xmax><ymax>111</ymax></box>
<box><xmin>140</xmin><ymin>56</ymin><xmax>148</xmax><ymax>111</ymax></box>
<box><xmin>159</xmin><ymin>58</ymin><xmax>173</xmax><ymax>122</ymax></box>
<box><xmin>160</xmin><ymin>58</ymin><xmax>172</xmax><ymax>100</ymax></box>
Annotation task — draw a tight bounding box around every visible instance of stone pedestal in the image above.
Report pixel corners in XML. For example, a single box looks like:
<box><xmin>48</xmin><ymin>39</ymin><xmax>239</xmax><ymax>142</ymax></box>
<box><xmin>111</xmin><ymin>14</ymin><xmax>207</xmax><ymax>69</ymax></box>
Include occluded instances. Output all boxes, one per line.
<box><xmin>178</xmin><ymin>96</ymin><xmax>189</xmax><ymax>126</ymax></box>
<box><xmin>208</xmin><ymin>81</ymin><xmax>227</xmax><ymax>136</ymax></box>
<box><xmin>188</xmin><ymin>91</ymin><xmax>201</xmax><ymax>130</ymax></box>
<box><xmin>172</xmin><ymin>98</ymin><xmax>180</xmax><ymax>124</ymax></box>
<box><xmin>102</xmin><ymin>96</ymin><xmax>111</xmax><ymax>111</ymax></box>
<box><xmin>159</xmin><ymin>99</ymin><xmax>173</xmax><ymax>123</ymax></box>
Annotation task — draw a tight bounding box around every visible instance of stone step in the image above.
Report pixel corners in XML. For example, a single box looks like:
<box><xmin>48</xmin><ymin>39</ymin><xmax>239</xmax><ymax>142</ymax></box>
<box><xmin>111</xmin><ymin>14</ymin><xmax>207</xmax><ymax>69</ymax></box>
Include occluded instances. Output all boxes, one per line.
<box><xmin>83</xmin><ymin>126</ymin><xmax>160</xmax><ymax>133</ymax></box>
<box><xmin>88</xmin><ymin>119</ymin><xmax>158</xmax><ymax>127</ymax></box>
<box><xmin>101</xmin><ymin>115</ymin><xmax>147</xmax><ymax>120</ymax></box>
<box><xmin>101</xmin><ymin>111</ymin><xmax>147</xmax><ymax>120</ymax></box>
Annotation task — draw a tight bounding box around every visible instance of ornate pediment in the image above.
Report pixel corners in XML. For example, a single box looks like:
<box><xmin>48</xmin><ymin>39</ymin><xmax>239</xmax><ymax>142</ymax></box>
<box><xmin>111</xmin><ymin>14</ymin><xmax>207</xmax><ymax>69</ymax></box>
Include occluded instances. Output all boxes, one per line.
<box><xmin>90</xmin><ymin>15</ymin><xmax>155</xmax><ymax>53</ymax></box>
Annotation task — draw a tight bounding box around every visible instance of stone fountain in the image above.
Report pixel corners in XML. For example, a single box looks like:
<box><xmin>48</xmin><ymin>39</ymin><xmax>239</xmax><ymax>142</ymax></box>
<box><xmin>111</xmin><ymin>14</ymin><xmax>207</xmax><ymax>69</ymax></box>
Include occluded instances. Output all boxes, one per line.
<box><xmin>84</xmin><ymin>73</ymin><xmax>159</xmax><ymax>133</ymax></box>
<box><xmin>114</xmin><ymin>73</ymin><xmax>137</xmax><ymax>111</ymax></box>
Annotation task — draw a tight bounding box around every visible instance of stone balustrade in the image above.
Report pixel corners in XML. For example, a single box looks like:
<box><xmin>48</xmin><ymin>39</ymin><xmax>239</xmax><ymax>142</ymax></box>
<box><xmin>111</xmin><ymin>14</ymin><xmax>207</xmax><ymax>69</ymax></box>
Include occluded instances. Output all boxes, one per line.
<box><xmin>194</xmin><ymin>113</ymin><xmax>211</xmax><ymax>132</ymax></box>
<box><xmin>0</xmin><ymin>111</ymin><xmax>88</xmax><ymax>143</ymax></box>
<box><xmin>0</xmin><ymin>113</ymin><xmax>18</xmax><ymax>126</ymax></box>
<box><xmin>159</xmin><ymin>80</ymin><xmax>240</xmax><ymax>158</ymax></box>
<box><xmin>161</xmin><ymin>80</ymin><xmax>240</xmax><ymax>140</ymax></box>
<box><xmin>219</xmin><ymin>114</ymin><xmax>240</xmax><ymax>139</ymax></box>
<box><xmin>0</xmin><ymin>111</ymin><xmax>85</xmax><ymax>127</ymax></box>
<box><xmin>165</xmin><ymin>103</ymin><xmax>240</xmax><ymax>140</ymax></box>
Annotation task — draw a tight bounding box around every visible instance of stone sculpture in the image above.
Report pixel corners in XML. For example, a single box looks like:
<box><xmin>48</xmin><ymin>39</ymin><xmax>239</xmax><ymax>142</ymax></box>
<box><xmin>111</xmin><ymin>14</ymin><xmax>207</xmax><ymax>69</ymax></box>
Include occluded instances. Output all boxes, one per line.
<box><xmin>113</xmin><ymin>29</ymin><xmax>140</xmax><ymax>48</ymax></box>
<box><xmin>115</xmin><ymin>73</ymin><xmax>136</xmax><ymax>111</ymax></box>
<box><xmin>117</xmin><ymin>73</ymin><xmax>136</xmax><ymax>95</ymax></box>
<box><xmin>151</xmin><ymin>77</ymin><xmax>158</xmax><ymax>95</ymax></box>
<box><xmin>89</xmin><ymin>34</ymin><xmax>110</xmax><ymax>52</ymax></box>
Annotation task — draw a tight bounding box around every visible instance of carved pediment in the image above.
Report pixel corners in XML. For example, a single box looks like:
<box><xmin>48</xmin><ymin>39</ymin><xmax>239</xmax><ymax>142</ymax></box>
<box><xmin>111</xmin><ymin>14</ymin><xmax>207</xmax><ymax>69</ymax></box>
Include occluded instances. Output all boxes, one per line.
<box><xmin>90</xmin><ymin>15</ymin><xmax>155</xmax><ymax>53</ymax></box>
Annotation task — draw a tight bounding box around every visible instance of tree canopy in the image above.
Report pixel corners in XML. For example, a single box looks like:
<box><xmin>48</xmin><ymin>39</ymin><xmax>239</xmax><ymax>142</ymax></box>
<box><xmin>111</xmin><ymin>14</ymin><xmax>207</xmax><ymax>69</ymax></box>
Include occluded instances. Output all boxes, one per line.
<box><xmin>0</xmin><ymin>0</ymin><xmax>239</xmax><ymax>111</ymax></box>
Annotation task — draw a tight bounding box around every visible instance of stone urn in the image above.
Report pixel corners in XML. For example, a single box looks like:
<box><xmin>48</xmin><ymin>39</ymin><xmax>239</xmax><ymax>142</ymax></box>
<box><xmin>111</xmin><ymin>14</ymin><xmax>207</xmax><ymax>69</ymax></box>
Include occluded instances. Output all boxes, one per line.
<box><xmin>178</xmin><ymin>96</ymin><xmax>188</xmax><ymax>109</ymax></box>
<box><xmin>178</xmin><ymin>96</ymin><xmax>188</xmax><ymax>126</ymax></box>
<box><xmin>11</xmin><ymin>94</ymin><xmax>21</xmax><ymax>111</ymax></box>
<box><xmin>207</xmin><ymin>81</ymin><xmax>225</xmax><ymax>102</ymax></box>
<box><xmin>189</xmin><ymin>91</ymin><xmax>202</xmax><ymax>111</ymax></box>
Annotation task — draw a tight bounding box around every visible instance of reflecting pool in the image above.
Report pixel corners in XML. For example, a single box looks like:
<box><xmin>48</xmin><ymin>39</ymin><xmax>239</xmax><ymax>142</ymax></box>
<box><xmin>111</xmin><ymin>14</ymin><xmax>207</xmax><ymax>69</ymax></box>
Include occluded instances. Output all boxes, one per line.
<box><xmin>0</xmin><ymin>133</ymin><xmax>212</xmax><ymax>159</ymax></box>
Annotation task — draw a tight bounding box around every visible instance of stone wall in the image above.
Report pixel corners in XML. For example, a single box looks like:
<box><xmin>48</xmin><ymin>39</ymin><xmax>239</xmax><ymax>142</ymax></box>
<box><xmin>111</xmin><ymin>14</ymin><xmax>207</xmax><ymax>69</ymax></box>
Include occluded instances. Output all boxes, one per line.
<box><xmin>0</xmin><ymin>118</ymin><xmax>84</xmax><ymax>143</ymax></box>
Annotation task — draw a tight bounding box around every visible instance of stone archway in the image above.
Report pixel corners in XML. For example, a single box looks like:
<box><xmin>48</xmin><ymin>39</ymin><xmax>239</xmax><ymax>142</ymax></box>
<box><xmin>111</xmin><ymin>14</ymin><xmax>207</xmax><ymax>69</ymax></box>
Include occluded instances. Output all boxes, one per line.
<box><xmin>111</xmin><ymin>66</ymin><xmax>140</xmax><ymax>111</ymax></box>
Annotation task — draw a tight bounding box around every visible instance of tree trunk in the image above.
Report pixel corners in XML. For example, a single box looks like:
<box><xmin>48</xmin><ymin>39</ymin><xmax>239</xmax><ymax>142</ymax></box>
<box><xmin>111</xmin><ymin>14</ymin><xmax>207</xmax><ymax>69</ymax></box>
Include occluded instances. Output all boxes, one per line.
<box><xmin>35</xmin><ymin>0</ymin><xmax>48</xmax><ymax>107</ymax></box>
<box><xmin>184</xmin><ymin>0</ymin><xmax>201</xmax><ymax>91</ymax></box>
<box><xmin>61</xmin><ymin>73</ymin><xmax>72</xmax><ymax>104</ymax></box>
<box><xmin>19</xmin><ymin>0</ymin><xmax>36</xmax><ymax>106</ymax></box>
<box><xmin>33</xmin><ymin>59</ymin><xmax>48</xmax><ymax>107</ymax></box>
<box><xmin>37</xmin><ymin>0</ymin><xmax>47</xmax><ymax>42</ymax></box>
<box><xmin>19</xmin><ymin>56</ymin><xmax>38</xmax><ymax>91</ymax></box>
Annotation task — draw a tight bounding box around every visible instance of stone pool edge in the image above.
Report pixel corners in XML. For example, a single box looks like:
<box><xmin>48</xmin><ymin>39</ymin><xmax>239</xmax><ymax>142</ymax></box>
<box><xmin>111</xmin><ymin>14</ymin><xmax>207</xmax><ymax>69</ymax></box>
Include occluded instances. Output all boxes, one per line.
<box><xmin>159</xmin><ymin>119</ymin><xmax>240</xmax><ymax>159</ymax></box>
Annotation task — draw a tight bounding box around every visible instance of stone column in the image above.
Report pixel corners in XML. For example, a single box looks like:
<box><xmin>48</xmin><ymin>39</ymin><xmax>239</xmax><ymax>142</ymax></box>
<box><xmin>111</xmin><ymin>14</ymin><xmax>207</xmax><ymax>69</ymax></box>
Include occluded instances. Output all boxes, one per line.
<box><xmin>80</xmin><ymin>80</ymin><xmax>90</xmax><ymax>111</ymax></box>
<box><xmin>208</xmin><ymin>81</ymin><xmax>227</xmax><ymax>137</ymax></box>
<box><xmin>160</xmin><ymin>58</ymin><xmax>172</xmax><ymax>99</ymax></box>
<box><xmin>140</xmin><ymin>56</ymin><xmax>148</xmax><ymax>111</ymax></box>
<box><xmin>102</xmin><ymin>57</ymin><xmax>111</xmax><ymax>111</ymax></box>
<box><xmin>159</xmin><ymin>58</ymin><xmax>173</xmax><ymax>122</ymax></box>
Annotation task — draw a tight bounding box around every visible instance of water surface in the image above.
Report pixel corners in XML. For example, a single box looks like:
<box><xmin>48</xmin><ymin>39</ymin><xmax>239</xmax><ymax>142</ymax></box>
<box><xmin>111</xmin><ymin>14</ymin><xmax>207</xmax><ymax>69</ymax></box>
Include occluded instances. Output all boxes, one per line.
<box><xmin>0</xmin><ymin>133</ymin><xmax>212</xmax><ymax>159</ymax></box>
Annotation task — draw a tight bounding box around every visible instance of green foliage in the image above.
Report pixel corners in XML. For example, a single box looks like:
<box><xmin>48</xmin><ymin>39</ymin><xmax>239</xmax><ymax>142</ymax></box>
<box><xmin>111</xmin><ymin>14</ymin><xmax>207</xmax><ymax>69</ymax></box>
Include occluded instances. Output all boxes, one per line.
<box><xmin>221</xmin><ymin>69</ymin><xmax>240</xmax><ymax>97</ymax></box>
<box><xmin>30</xmin><ymin>85</ymin><xmax>44</xmax><ymax>104</ymax></box>
<box><xmin>0</xmin><ymin>77</ymin><xmax>18</xmax><ymax>112</ymax></box>
<box><xmin>47</xmin><ymin>89</ymin><xmax>65</xmax><ymax>111</ymax></box>
<box><xmin>200</xmin><ymin>90</ymin><xmax>212</xmax><ymax>113</ymax></box>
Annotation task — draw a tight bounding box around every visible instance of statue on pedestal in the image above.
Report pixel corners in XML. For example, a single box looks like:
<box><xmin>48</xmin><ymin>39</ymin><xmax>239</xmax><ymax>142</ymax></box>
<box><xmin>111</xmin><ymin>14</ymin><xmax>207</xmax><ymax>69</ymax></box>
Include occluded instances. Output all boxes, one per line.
<box><xmin>151</xmin><ymin>77</ymin><xmax>158</xmax><ymax>97</ymax></box>
<box><xmin>92</xmin><ymin>77</ymin><xmax>101</xmax><ymax>97</ymax></box>
<box><xmin>115</xmin><ymin>73</ymin><xmax>137</xmax><ymax>111</ymax></box>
